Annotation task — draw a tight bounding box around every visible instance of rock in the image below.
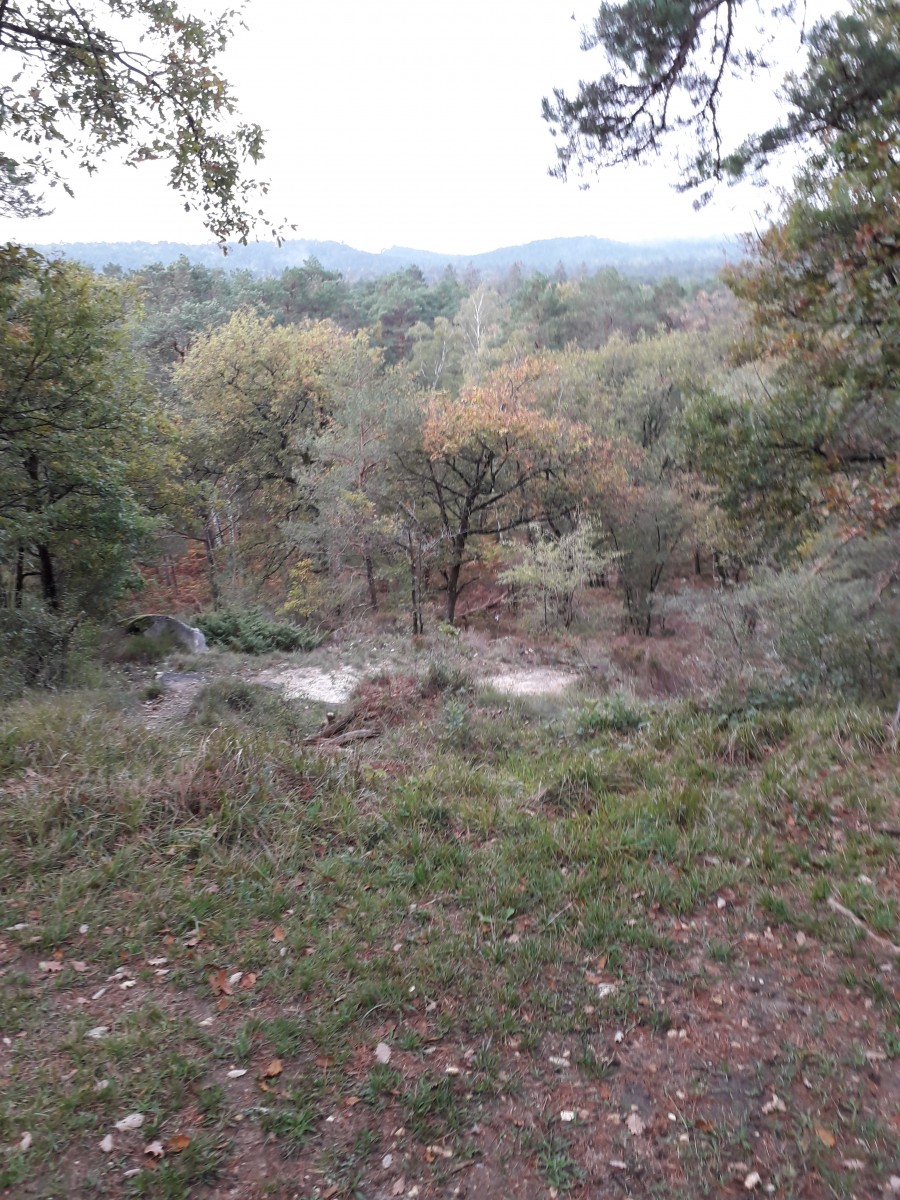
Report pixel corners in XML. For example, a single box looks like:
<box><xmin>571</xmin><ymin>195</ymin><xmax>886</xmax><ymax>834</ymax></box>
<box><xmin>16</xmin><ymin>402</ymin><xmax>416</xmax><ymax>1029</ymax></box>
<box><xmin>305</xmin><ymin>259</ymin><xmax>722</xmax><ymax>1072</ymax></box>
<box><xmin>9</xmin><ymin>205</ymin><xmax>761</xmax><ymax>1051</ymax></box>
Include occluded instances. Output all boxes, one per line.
<box><xmin>126</xmin><ymin>614</ymin><xmax>207</xmax><ymax>653</ymax></box>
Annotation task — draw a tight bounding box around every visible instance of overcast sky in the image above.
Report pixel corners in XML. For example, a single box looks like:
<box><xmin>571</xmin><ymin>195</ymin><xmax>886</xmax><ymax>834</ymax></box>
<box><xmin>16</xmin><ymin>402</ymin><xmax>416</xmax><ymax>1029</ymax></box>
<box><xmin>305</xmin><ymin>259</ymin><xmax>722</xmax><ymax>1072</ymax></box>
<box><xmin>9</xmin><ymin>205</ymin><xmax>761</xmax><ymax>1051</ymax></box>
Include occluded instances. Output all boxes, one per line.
<box><xmin>3</xmin><ymin>0</ymin><xmax>821</xmax><ymax>253</ymax></box>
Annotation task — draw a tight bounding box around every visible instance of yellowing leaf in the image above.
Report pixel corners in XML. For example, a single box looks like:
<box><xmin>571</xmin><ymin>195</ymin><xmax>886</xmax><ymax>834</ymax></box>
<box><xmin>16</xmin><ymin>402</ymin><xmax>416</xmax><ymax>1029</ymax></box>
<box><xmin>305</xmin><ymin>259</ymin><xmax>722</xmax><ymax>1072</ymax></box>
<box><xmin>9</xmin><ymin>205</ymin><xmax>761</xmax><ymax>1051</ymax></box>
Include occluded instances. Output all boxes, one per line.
<box><xmin>815</xmin><ymin>1124</ymin><xmax>836</xmax><ymax>1148</ymax></box>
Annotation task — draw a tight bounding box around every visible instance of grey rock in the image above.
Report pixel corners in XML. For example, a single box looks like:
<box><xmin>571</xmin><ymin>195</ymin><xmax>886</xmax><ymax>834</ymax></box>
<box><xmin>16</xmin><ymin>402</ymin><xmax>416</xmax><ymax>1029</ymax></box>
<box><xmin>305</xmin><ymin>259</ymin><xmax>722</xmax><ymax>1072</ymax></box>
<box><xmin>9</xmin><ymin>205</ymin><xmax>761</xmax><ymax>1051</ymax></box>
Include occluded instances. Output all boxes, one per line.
<box><xmin>126</xmin><ymin>614</ymin><xmax>207</xmax><ymax>653</ymax></box>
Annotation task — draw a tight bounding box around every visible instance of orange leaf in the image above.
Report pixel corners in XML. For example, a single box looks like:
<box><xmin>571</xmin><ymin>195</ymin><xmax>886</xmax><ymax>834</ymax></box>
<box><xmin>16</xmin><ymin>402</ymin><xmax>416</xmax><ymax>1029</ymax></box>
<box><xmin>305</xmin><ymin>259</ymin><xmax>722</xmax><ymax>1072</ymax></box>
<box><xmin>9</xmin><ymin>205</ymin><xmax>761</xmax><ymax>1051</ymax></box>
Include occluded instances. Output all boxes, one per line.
<box><xmin>166</xmin><ymin>1134</ymin><xmax>191</xmax><ymax>1154</ymax></box>
<box><xmin>240</xmin><ymin>972</ymin><xmax>257</xmax><ymax>989</ymax></box>
<box><xmin>263</xmin><ymin>1058</ymin><xmax>283</xmax><ymax>1078</ymax></box>
<box><xmin>208</xmin><ymin>969</ymin><xmax>233</xmax><ymax>997</ymax></box>
<box><xmin>272</xmin><ymin>926</ymin><xmax>285</xmax><ymax>942</ymax></box>
<box><xmin>815</xmin><ymin>1124</ymin><xmax>836</xmax><ymax>1148</ymax></box>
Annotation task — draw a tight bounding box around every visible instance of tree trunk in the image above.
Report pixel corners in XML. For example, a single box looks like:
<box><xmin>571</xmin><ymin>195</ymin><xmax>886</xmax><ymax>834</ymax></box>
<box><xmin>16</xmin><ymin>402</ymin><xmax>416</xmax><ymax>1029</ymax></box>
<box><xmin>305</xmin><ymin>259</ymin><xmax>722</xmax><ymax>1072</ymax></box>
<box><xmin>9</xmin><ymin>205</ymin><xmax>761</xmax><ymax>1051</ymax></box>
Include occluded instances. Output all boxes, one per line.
<box><xmin>14</xmin><ymin>544</ymin><xmax>24</xmax><ymax>609</ymax></box>
<box><xmin>204</xmin><ymin>532</ymin><xmax>220</xmax><ymax>608</ymax></box>
<box><xmin>694</xmin><ymin>547</ymin><xmax>702</xmax><ymax>576</ymax></box>
<box><xmin>445</xmin><ymin>536</ymin><xmax>467</xmax><ymax>625</ymax></box>
<box><xmin>364</xmin><ymin>537</ymin><xmax>378</xmax><ymax>611</ymax></box>
<box><xmin>37</xmin><ymin>545</ymin><xmax>59</xmax><ymax>610</ymax></box>
<box><xmin>406</xmin><ymin>528</ymin><xmax>422</xmax><ymax>635</ymax></box>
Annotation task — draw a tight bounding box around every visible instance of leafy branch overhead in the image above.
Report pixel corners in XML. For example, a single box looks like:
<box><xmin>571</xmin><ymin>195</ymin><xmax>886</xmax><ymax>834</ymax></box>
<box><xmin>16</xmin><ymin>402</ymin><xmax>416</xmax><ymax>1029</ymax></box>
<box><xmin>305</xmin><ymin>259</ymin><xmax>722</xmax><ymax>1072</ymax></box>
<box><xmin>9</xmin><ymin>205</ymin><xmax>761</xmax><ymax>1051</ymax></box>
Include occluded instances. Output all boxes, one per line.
<box><xmin>0</xmin><ymin>0</ymin><xmax>274</xmax><ymax>243</ymax></box>
<box><xmin>543</xmin><ymin>0</ymin><xmax>900</xmax><ymax>197</ymax></box>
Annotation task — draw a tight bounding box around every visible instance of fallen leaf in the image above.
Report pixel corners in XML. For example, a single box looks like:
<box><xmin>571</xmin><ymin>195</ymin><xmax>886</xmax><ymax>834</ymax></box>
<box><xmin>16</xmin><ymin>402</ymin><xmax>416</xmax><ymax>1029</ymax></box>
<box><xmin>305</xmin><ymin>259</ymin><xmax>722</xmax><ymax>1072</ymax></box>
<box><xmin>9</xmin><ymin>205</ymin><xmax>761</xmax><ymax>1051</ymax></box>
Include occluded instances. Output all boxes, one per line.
<box><xmin>86</xmin><ymin>1026</ymin><xmax>109</xmax><ymax>1040</ymax></box>
<box><xmin>143</xmin><ymin>1140</ymin><xmax>164</xmax><ymax>1158</ymax></box>
<box><xmin>761</xmin><ymin>1094</ymin><xmax>786</xmax><ymax>1115</ymax></box>
<box><xmin>226</xmin><ymin>1068</ymin><xmax>247</xmax><ymax>1079</ymax></box>
<box><xmin>115</xmin><ymin>1113</ymin><xmax>145</xmax><ymax>1132</ymax></box>
<box><xmin>240</xmin><ymin>972</ymin><xmax>257</xmax><ymax>989</ymax></box>
<box><xmin>272</xmin><ymin>926</ymin><xmax>285</xmax><ymax>942</ymax></box>
<box><xmin>99</xmin><ymin>1134</ymin><xmax>114</xmax><ymax>1153</ymax></box>
<box><xmin>815</xmin><ymin>1124</ymin><xmax>835</xmax><ymax>1148</ymax></box>
<box><xmin>262</xmin><ymin>1058</ymin><xmax>282</xmax><ymax>1078</ymax></box>
<box><xmin>70</xmin><ymin>961</ymin><xmax>89</xmax><ymax>973</ymax></box>
<box><xmin>39</xmin><ymin>960</ymin><xmax>64</xmax><ymax>973</ymax></box>
<box><xmin>374</xmin><ymin>1042</ymin><xmax>392</xmax><ymax>1064</ymax></box>
<box><xmin>18</xmin><ymin>1132</ymin><xmax>32</xmax><ymax>1152</ymax></box>
<box><xmin>744</xmin><ymin>1172</ymin><xmax>762</xmax><ymax>1191</ymax></box>
<box><xmin>391</xmin><ymin>1179</ymin><xmax>405</xmax><ymax>1197</ymax></box>
<box><xmin>344</xmin><ymin>1096</ymin><xmax>360</xmax><ymax>1107</ymax></box>
<box><xmin>625</xmin><ymin>1112</ymin><xmax>645</xmax><ymax>1136</ymax></box>
<box><xmin>208</xmin><ymin>968</ymin><xmax>233</xmax><ymax>997</ymax></box>
<box><xmin>166</xmin><ymin>1134</ymin><xmax>191</xmax><ymax>1154</ymax></box>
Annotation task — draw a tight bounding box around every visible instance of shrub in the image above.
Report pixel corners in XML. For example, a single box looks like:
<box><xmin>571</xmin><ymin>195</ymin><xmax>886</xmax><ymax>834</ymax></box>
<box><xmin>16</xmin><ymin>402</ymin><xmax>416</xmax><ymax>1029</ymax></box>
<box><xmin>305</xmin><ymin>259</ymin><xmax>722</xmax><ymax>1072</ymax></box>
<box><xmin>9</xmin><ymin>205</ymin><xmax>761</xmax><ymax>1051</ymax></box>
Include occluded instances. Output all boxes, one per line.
<box><xmin>189</xmin><ymin>679</ymin><xmax>309</xmax><ymax>739</ymax></box>
<box><xmin>576</xmin><ymin>695</ymin><xmax>647</xmax><ymax>736</ymax></box>
<box><xmin>420</xmin><ymin>655</ymin><xmax>473</xmax><ymax>698</ymax></box>
<box><xmin>747</xmin><ymin>566</ymin><xmax>897</xmax><ymax>700</ymax></box>
<box><xmin>195</xmin><ymin>608</ymin><xmax>320</xmax><ymax>655</ymax></box>
<box><xmin>0</xmin><ymin>603</ymin><xmax>89</xmax><ymax>697</ymax></box>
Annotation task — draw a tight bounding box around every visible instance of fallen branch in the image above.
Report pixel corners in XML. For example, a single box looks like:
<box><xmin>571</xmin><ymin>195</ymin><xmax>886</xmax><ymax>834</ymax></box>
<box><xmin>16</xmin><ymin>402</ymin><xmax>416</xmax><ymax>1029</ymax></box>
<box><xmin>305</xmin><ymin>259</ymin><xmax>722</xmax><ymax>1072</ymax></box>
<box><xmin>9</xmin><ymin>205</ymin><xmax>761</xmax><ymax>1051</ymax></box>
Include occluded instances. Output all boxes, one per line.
<box><xmin>309</xmin><ymin>727</ymin><xmax>380</xmax><ymax>747</ymax></box>
<box><xmin>827</xmin><ymin>896</ymin><xmax>900</xmax><ymax>957</ymax></box>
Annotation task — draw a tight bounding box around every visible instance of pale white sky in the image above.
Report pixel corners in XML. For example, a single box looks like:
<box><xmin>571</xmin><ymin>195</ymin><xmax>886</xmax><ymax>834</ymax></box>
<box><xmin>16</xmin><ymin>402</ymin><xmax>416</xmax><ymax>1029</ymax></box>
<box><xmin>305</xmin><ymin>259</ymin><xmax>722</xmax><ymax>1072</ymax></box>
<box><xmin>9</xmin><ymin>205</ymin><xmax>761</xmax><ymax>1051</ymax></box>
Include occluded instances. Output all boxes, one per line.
<box><xmin>3</xmin><ymin>0</ymin><xmax>819</xmax><ymax>254</ymax></box>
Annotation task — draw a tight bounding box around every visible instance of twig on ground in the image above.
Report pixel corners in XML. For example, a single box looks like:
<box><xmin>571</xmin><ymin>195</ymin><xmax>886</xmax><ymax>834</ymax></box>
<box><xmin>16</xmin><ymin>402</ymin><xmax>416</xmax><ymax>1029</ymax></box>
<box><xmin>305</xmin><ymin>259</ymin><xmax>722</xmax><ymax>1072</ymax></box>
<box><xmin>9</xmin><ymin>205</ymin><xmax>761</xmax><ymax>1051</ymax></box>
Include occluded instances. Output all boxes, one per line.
<box><xmin>827</xmin><ymin>896</ymin><xmax>900</xmax><ymax>957</ymax></box>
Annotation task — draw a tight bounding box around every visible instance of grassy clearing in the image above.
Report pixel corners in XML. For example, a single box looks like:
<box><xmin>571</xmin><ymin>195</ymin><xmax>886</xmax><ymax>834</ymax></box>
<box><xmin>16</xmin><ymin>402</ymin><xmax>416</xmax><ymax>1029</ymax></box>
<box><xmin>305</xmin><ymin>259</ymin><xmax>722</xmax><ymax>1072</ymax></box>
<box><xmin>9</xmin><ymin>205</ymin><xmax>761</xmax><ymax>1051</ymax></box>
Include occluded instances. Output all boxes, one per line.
<box><xmin>0</xmin><ymin>651</ymin><xmax>897</xmax><ymax>1199</ymax></box>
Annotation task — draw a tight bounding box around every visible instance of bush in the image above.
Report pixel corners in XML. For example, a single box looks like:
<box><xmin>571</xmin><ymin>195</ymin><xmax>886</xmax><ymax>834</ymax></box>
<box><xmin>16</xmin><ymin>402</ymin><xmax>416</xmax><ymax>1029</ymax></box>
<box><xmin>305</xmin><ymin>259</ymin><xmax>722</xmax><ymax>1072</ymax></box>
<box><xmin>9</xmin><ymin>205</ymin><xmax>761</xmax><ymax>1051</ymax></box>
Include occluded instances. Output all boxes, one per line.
<box><xmin>747</xmin><ymin>566</ymin><xmax>897</xmax><ymax>700</ymax></box>
<box><xmin>189</xmin><ymin>679</ymin><xmax>309</xmax><ymax>739</ymax></box>
<box><xmin>576</xmin><ymin>695</ymin><xmax>647</xmax><ymax>736</ymax></box>
<box><xmin>115</xmin><ymin>630</ymin><xmax>179</xmax><ymax>664</ymax></box>
<box><xmin>195</xmin><ymin>608</ymin><xmax>321</xmax><ymax>655</ymax></box>
<box><xmin>420</xmin><ymin>655</ymin><xmax>474</xmax><ymax>698</ymax></box>
<box><xmin>0</xmin><ymin>603</ymin><xmax>86</xmax><ymax>698</ymax></box>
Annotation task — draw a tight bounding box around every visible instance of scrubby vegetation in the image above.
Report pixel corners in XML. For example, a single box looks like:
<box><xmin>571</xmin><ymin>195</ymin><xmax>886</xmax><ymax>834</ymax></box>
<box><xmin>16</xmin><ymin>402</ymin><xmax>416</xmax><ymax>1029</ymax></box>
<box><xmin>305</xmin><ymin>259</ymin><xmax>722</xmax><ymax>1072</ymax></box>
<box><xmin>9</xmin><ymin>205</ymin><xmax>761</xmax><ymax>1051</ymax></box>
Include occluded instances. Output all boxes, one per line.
<box><xmin>0</xmin><ymin>1</ymin><xmax>896</xmax><ymax>1195</ymax></box>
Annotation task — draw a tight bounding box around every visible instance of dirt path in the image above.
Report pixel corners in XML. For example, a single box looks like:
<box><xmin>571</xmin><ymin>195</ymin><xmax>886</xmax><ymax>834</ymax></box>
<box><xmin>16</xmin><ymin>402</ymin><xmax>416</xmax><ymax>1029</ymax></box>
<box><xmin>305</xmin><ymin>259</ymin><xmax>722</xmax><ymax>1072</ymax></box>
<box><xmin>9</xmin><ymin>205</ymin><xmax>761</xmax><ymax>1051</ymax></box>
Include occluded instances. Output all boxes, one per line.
<box><xmin>486</xmin><ymin>667</ymin><xmax>578</xmax><ymax>696</ymax></box>
<box><xmin>142</xmin><ymin>650</ymin><xmax>583</xmax><ymax>727</ymax></box>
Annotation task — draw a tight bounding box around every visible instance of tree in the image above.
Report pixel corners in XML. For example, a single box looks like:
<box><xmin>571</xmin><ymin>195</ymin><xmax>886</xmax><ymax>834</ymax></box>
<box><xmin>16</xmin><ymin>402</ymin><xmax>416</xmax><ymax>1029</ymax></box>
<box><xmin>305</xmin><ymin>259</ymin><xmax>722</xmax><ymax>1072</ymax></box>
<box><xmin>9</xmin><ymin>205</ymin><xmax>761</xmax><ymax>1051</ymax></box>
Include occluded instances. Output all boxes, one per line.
<box><xmin>684</xmin><ymin>13</ymin><xmax>898</xmax><ymax>553</ymax></box>
<box><xmin>174</xmin><ymin>311</ymin><xmax>349</xmax><ymax>593</ymax></box>
<box><xmin>543</xmin><ymin>0</ymin><xmax>900</xmax><ymax>200</ymax></box>
<box><xmin>393</xmin><ymin>357</ymin><xmax>618</xmax><ymax>624</ymax></box>
<box><xmin>500</xmin><ymin>519</ymin><xmax>615</xmax><ymax>630</ymax></box>
<box><xmin>0</xmin><ymin>1</ymin><xmax>271</xmax><ymax>242</ymax></box>
<box><xmin>0</xmin><ymin>247</ymin><xmax>161</xmax><ymax>619</ymax></box>
<box><xmin>300</xmin><ymin>335</ymin><xmax>397</xmax><ymax>611</ymax></box>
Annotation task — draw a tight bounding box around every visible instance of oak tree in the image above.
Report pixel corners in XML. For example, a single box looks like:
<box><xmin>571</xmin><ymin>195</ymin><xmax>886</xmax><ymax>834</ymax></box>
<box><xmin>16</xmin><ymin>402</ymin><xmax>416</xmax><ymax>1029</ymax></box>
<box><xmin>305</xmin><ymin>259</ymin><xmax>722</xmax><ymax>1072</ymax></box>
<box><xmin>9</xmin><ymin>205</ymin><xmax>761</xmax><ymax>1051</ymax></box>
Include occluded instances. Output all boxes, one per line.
<box><xmin>0</xmin><ymin>0</ymin><xmax>271</xmax><ymax>242</ymax></box>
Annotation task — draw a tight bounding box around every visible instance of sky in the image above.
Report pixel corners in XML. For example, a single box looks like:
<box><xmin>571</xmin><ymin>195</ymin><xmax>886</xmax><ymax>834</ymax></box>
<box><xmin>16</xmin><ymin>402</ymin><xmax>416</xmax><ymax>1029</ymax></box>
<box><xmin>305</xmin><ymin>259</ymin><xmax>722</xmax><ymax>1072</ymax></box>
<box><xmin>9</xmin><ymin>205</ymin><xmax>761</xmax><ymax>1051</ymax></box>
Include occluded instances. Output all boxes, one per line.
<box><xmin>2</xmin><ymin>0</ymin><xmax>821</xmax><ymax>254</ymax></box>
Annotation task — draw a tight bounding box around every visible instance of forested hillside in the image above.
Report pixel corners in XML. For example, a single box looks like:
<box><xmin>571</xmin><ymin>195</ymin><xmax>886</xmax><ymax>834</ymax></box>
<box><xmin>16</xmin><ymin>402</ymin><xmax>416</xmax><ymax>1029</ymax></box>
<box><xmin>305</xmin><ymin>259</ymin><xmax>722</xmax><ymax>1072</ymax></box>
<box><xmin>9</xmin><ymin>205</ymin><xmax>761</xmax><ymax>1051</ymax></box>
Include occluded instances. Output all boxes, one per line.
<box><xmin>1</xmin><ymin>0</ymin><xmax>897</xmax><ymax>1196</ymax></box>
<box><xmin>28</xmin><ymin>234</ymin><xmax>735</xmax><ymax>281</ymax></box>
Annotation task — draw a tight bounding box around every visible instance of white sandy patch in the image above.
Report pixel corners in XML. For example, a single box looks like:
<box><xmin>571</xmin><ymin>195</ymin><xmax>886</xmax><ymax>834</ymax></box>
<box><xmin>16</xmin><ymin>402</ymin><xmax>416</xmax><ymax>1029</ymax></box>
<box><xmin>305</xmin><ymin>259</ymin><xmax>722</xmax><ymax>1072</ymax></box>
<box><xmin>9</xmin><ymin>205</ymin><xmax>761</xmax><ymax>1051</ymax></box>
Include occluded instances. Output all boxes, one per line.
<box><xmin>485</xmin><ymin>669</ymin><xmax>578</xmax><ymax>697</ymax></box>
<box><xmin>255</xmin><ymin>666</ymin><xmax>359</xmax><ymax>705</ymax></box>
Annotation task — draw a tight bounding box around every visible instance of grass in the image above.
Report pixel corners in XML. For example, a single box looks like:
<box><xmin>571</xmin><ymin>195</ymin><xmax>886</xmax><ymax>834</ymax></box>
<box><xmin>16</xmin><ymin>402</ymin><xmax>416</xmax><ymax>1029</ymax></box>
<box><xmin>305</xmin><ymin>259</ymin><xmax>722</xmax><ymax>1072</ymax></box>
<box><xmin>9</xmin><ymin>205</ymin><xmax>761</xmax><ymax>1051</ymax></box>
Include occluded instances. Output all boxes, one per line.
<box><xmin>0</xmin><ymin>649</ymin><xmax>896</xmax><ymax>1198</ymax></box>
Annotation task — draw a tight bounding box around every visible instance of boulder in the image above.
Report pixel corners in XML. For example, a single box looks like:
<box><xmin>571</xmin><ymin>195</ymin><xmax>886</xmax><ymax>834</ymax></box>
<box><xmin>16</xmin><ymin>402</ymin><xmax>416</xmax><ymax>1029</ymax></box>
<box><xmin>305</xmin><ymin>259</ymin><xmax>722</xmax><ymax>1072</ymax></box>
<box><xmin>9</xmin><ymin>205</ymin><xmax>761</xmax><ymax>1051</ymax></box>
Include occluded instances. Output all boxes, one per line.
<box><xmin>126</xmin><ymin>614</ymin><xmax>207</xmax><ymax>653</ymax></box>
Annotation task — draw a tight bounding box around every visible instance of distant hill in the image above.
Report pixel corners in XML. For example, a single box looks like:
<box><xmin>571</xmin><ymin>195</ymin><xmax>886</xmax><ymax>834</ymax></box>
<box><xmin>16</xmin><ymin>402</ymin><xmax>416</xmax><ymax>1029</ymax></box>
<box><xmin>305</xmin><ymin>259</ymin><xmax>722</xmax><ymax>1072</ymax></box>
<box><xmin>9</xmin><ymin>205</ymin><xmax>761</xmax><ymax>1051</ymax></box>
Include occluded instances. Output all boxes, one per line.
<box><xmin>30</xmin><ymin>234</ymin><xmax>740</xmax><ymax>281</ymax></box>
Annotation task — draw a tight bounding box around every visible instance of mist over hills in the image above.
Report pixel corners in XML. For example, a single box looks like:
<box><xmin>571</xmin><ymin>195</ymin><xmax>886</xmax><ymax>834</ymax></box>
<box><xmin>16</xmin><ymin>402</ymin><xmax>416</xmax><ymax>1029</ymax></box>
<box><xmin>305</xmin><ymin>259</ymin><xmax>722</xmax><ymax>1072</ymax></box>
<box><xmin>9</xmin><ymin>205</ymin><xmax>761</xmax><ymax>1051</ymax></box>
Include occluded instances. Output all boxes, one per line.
<box><xmin>30</xmin><ymin>234</ymin><xmax>739</xmax><ymax>281</ymax></box>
